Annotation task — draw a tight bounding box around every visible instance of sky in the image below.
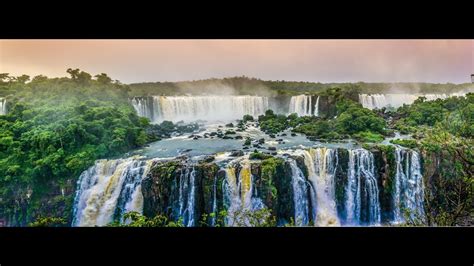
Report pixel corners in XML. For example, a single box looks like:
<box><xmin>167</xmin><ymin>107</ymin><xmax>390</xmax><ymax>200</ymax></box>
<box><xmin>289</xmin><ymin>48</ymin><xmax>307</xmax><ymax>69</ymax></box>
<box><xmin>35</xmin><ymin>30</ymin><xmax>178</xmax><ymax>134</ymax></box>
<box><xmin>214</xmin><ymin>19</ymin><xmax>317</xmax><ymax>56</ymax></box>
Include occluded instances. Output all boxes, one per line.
<box><xmin>1</xmin><ymin>40</ymin><xmax>473</xmax><ymax>84</ymax></box>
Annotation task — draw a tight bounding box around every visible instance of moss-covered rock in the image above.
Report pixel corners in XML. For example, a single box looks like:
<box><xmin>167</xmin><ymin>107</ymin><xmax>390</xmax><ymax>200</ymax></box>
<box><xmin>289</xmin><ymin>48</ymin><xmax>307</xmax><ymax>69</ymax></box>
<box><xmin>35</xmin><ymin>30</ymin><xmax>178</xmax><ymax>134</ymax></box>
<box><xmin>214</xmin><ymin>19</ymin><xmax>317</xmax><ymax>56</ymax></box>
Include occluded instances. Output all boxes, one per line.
<box><xmin>251</xmin><ymin>157</ymin><xmax>294</xmax><ymax>225</ymax></box>
<box><xmin>142</xmin><ymin>160</ymin><xmax>181</xmax><ymax>219</ymax></box>
<box><xmin>198</xmin><ymin>162</ymin><xmax>222</xmax><ymax>226</ymax></box>
<box><xmin>141</xmin><ymin>158</ymin><xmax>224</xmax><ymax>226</ymax></box>
<box><xmin>335</xmin><ymin>148</ymin><xmax>349</xmax><ymax>221</ymax></box>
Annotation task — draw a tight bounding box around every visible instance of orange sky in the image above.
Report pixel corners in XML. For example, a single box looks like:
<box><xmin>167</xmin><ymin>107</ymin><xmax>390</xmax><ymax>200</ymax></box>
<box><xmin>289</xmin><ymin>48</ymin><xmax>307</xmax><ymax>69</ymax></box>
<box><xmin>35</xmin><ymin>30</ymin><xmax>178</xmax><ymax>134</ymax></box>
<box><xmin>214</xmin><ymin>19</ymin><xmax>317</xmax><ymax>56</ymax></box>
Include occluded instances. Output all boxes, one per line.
<box><xmin>1</xmin><ymin>40</ymin><xmax>473</xmax><ymax>83</ymax></box>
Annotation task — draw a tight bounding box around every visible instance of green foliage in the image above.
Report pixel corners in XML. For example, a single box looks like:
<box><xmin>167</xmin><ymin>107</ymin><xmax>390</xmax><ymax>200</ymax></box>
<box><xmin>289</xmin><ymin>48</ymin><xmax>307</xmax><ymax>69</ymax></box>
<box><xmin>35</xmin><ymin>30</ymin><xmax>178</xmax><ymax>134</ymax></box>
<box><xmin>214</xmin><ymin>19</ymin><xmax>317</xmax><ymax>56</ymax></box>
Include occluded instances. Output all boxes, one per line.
<box><xmin>200</xmin><ymin>210</ymin><xmax>228</xmax><ymax>227</ymax></box>
<box><xmin>293</xmin><ymin>119</ymin><xmax>339</xmax><ymax>140</ymax></box>
<box><xmin>260</xmin><ymin>157</ymin><xmax>284</xmax><ymax>200</ymax></box>
<box><xmin>126</xmin><ymin>76</ymin><xmax>472</xmax><ymax>97</ymax></box>
<box><xmin>242</xmin><ymin>114</ymin><xmax>254</xmax><ymax>122</ymax></box>
<box><xmin>257</xmin><ymin>110</ymin><xmax>289</xmax><ymax>134</ymax></box>
<box><xmin>291</xmin><ymin>95</ymin><xmax>387</xmax><ymax>141</ymax></box>
<box><xmin>353</xmin><ymin>131</ymin><xmax>384</xmax><ymax>143</ymax></box>
<box><xmin>29</xmin><ymin>216</ymin><xmax>67</xmax><ymax>227</ymax></box>
<box><xmin>390</xmin><ymin>139</ymin><xmax>418</xmax><ymax>149</ymax></box>
<box><xmin>0</xmin><ymin>70</ymin><xmax>149</xmax><ymax>223</ymax></box>
<box><xmin>243</xmin><ymin>137</ymin><xmax>251</xmax><ymax>146</ymax></box>
<box><xmin>227</xmin><ymin>208</ymin><xmax>277</xmax><ymax>227</ymax></box>
<box><xmin>394</xmin><ymin>93</ymin><xmax>473</xmax><ymax>138</ymax></box>
<box><xmin>335</xmin><ymin>105</ymin><xmax>386</xmax><ymax>135</ymax></box>
<box><xmin>249</xmin><ymin>151</ymin><xmax>273</xmax><ymax>160</ymax></box>
<box><xmin>416</xmin><ymin>128</ymin><xmax>473</xmax><ymax>226</ymax></box>
<box><xmin>145</xmin><ymin>120</ymin><xmax>199</xmax><ymax>141</ymax></box>
<box><xmin>108</xmin><ymin>211</ymin><xmax>184</xmax><ymax>227</ymax></box>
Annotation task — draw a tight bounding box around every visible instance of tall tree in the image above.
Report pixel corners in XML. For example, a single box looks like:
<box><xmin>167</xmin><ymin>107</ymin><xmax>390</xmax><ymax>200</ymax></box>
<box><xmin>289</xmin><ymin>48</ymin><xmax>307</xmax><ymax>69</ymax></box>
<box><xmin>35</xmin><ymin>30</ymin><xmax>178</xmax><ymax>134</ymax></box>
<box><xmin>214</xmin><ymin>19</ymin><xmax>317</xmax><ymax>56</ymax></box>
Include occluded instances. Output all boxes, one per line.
<box><xmin>95</xmin><ymin>73</ymin><xmax>112</xmax><ymax>84</ymax></box>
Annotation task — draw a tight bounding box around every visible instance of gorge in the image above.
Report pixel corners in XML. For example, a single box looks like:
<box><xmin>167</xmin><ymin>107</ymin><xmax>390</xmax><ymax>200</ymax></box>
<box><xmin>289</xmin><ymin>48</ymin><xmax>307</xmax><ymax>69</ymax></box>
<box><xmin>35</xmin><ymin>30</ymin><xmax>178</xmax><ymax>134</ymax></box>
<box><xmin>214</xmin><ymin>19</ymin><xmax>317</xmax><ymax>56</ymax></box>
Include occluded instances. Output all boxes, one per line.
<box><xmin>71</xmin><ymin>143</ymin><xmax>426</xmax><ymax>227</ymax></box>
<box><xmin>48</xmin><ymin>90</ymin><xmax>474</xmax><ymax>226</ymax></box>
<box><xmin>0</xmin><ymin>72</ymin><xmax>472</xmax><ymax>227</ymax></box>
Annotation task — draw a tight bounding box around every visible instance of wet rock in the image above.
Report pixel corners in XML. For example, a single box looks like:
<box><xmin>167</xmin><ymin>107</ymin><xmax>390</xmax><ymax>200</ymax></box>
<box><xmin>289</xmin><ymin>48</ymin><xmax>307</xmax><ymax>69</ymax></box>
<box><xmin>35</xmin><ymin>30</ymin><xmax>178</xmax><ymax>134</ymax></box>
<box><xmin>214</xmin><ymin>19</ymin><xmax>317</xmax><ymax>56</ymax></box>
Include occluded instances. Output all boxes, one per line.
<box><xmin>269</xmin><ymin>134</ymin><xmax>276</xmax><ymax>138</ymax></box>
<box><xmin>234</xmin><ymin>135</ymin><xmax>243</xmax><ymax>140</ymax></box>
<box><xmin>230</xmin><ymin>150</ymin><xmax>244</xmax><ymax>157</ymax></box>
<box><xmin>258</xmin><ymin>138</ymin><xmax>265</xmax><ymax>144</ymax></box>
<box><xmin>268</xmin><ymin>147</ymin><xmax>277</xmax><ymax>151</ymax></box>
<box><xmin>200</xmin><ymin>155</ymin><xmax>215</xmax><ymax>163</ymax></box>
<box><xmin>281</xmin><ymin>133</ymin><xmax>287</xmax><ymax>136</ymax></box>
<box><xmin>225</xmin><ymin>123</ymin><xmax>234</xmax><ymax>127</ymax></box>
<box><xmin>291</xmin><ymin>133</ymin><xmax>297</xmax><ymax>137</ymax></box>
<box><xmin>222</xmin><ymin>136</ymin><xmax>234</xmax><ymax>140</ymax></box>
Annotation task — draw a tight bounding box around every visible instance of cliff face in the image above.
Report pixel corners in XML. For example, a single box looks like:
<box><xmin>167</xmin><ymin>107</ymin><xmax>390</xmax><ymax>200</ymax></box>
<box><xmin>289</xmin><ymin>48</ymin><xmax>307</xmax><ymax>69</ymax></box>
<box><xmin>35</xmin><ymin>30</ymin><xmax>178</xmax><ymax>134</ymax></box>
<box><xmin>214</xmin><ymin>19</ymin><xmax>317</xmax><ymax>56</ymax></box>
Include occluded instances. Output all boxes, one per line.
<box><xmin>334</xmin><ymin>148</ymin><xmax>349</xmax><ymax>220</ymax></box>
<box><xmin>141</xmin><ymin>159</ymin><xmax>225</xmax><ymax>226</ymax></box>
<box><xmin>140</xmin><ymin>146</ymin><xmax>429</xmax><ymax>226</ymax></box>
<box><xmin>141</xmin><ymin>157</ymin><xmax>297</xmax><ymax>226</ymax></box>
<box><xmin>1</xmin><ymin>179</ymin><xmax>75</xmax><ymax>227</ymax></box>
<box><xmin>372</xmin><ymin>146</ymin><xmax>396</xmax><ymax>223</ymax></box>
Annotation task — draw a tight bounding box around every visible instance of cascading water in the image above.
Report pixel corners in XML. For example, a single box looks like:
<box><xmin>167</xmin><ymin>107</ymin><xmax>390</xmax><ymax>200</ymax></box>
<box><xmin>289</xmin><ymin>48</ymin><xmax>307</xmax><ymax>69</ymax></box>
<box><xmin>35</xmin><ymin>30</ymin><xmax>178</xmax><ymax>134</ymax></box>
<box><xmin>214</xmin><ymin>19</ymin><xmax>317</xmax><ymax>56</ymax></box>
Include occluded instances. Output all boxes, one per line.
<box><xmin>0</xmin><ymin>98</ymin><xmax>6</xmax><ymax>115</ymax></box>
<box><xmin>70</xmin><ymin>144</ymin><xmax>424</xmax><ymax>227</ymax></box>
<box><xmin>288</xmin><ymin>158</ymin><xmax>310</xmax><ymax>226</ymax></box>
<box><xmin>314</xmin><ymin>96</ymin><xmax>320</xmax><ymax>117</ymax></box>
<box><xmin>223</xmin><ymin>159</ymin><xmax>265</xmax><ymax>226</ymax></box>
<box><xmin>288</xmin><ymin>95</ymin><xmax>319</xmax><ymax>116</ymax></box>
<box><xmin>176</xmin><ymin>167</ymin><xmax>197</xmax><ymax>227</ymax></box>
<box><xmin>359</xmin><ymin>92</ymin><xmax>468</xmax><ymax>110</ymax></box>
<box><xmin>392</xmin><ymin>148</ymin><xmax>425</xmax><ymax>223</ymax></box>
<box><xmin>209</xmin><ymin>174</ymin><xmax>218</xmax><ymax>226</ymax></box>
<box><xmin>72</xmin><ymin>157</ymin><xmax>153</xmax><ymax>226</ymax></box>
<box><xmin>298</xmin><ymin>148</ymin><xmax>340</xmax><ymax>226</ymax></box>
<box><xmin>344</xmin><ymin>149</ymin><xmax>381</xmax><ymax>225</ymax></box>
<box><xmin>132</xmin><ymin>95</ymin><xmax>270</xmax><ymax>123</ymax></box>
<box><xmin>131</xmin><ymin>97</ymin><xmax>162</xmax><ymax>122</ymax></box>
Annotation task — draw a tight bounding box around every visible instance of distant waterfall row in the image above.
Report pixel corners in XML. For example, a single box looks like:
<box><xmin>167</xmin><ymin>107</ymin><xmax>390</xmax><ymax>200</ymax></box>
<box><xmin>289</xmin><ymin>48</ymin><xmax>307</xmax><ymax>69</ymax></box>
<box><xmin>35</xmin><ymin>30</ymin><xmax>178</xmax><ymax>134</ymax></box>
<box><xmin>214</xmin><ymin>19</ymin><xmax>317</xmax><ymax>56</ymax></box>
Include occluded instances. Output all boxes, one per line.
<box><xmin>359</xmin><ymin>92</ymin><xmax>469</xmax><ymax>110</ymax></box>
<box><xmin>0</xmin><ymin>98</ymin><xmax>6</xmax><ymax>115</ymax></box>
<box><xmin>72</xmin><ymin>147</ymin><xmax>425</xmax><ymax>226</ymax></box>
<box><xmin>288</xmin><ymin>95</ymin><xmax>319</xmax><ymax>117</ymax></box>
<box><xmin>131</xmin><ymin>96</ymin><xmax>270</xmax><ymax>123</ymax></box>
<box><xmin>131</xmin><ymin>95</ymin><xmax>319</xmax><ymax>123</ymax></box>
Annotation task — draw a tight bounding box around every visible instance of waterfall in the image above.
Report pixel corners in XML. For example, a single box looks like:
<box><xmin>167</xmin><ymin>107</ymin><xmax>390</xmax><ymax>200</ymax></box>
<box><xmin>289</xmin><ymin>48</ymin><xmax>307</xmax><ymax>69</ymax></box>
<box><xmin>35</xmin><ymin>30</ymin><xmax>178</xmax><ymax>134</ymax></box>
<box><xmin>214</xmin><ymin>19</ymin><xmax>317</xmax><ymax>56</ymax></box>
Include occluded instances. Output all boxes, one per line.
<box><xmin>210</xmin><ymin>174</ymin><xmax>218</xmax><ymax>226</ymax></box>
<box><xmin>314</xmin><ymin>96</ymin><xmax>320</xmax><ymax>117</ymax></box>
<box><xmin>392</xmin><ymin>148</ymin><xmax>425</xmax><ymax>223</ymax></box>
<box><xmin>177</xmin><ymin>167</ymin><xmax>197</xmax><ymax>226</ymax></box>
<box><xmin>297</xmin><ymin>148</ymin><xmax>340</xmax><ymax>226</ymax></box>
<box><xmin>289</xmin><ymin>95</ymin><xmax>315</xmax><ymax>116</ymax></box>
<box><xmin>70</xmin><ymin>146</ymin><xmax>425</xmax><ymax>227</ymax></box>
<box><xmin>132</xmin><ymin>95</ymin><xmax>269</xmax><ymax>123</ymax></box>
<box><xmin>288</xmin><ymin>158</ymin><xmax>310</xmax><ymax>226</ymax></box>
<box><xmin>223</xmin><ymin>159</ymin><xmax>265</xmax><ymax>226</ymax></box>
<box><xmin>345</xmin><ymin>149</ymin><xmax>381</xmax><ymax>225</ymax></box>
<box><xmin>72</xmin><ymin>157</ymin><xmax>153</xmax><ymax>226</ymax></box>
<box><xmin>0</xmin><ymin>98</ymin><xmax>6</xmax><ymax>115</ymax></box>
<box><xmin>359</xmin><ymin>92</ymin><xmax>469</xmax><ymax>110</ymax></box>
